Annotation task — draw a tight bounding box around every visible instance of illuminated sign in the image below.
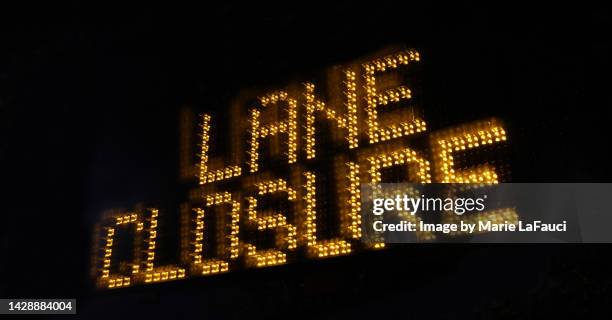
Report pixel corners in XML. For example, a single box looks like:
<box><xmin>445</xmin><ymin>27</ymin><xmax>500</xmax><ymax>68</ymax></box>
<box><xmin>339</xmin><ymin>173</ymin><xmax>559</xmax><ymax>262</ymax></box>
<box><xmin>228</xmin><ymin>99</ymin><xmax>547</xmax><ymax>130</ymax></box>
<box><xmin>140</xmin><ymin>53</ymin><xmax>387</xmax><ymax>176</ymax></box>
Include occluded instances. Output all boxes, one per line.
<box><xmin>92</xmin><ymin>47</ymin><xmax>511</xmax><ymax>289</ymax></box>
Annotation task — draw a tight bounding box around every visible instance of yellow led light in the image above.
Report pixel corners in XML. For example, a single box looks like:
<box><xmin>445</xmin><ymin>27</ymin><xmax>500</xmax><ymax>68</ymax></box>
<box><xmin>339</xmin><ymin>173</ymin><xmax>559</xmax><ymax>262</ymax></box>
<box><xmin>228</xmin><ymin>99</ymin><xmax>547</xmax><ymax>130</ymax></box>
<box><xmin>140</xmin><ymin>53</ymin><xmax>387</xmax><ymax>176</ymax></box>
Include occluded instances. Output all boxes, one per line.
<box><xmin>432</xmin><ymin>119</ymin><xmax>507</xmax><ymax>183</ymax></box>
<box><xmin>365</xmin><ymin>148</ymin><xmax>433</xmax><ymax>247</ymax></box>
<box><xmin>432</xmin><ymin>119</ymin><xmax>515</xmax><ymax>235</ymax></box>
<box><xmin>302</xmin><ymin>171</ymin><xmax>353</xmax><ymax>258</ymax></box>
<box><xmin>363</xmin><ymin>50</ymin><xmax>426</xmax><ymax>144</ymax></box>
<box><xmin>140</xmin><ymin>209</ymin><xmax>186</xmax><ymax>284</ymax></box>
<box><xmin>304</xmin><ymin>69</ymin><xmax>358</xmax><ymax>160</ymax></box>
<box><xmin>191</xmin><ymin>192</ymin><xmax>240</xmax><ymax>275</ymax></box>
<box><xmin>198</xmin><ymin>114</ymin><xmax>242</xmax><ymax>185</ymax></box>
<box><xmin>345</xmin><ymin>162</ymin><xmax>362</xmax><ymax>240</ymax></box>
<box><xmin>245</xmin><ymin>179</ymin><xmax>297</xmax><ymax>267</ymax></box>
<box><xmin>249</xmin><ymin>91</ymin><xmax>298</xmax><ymax>173</ymax></box>
<box><xmin>93</xmin><ymin>48</ymin><xmax>519</xmax><ymax>289</ymax></box>
<box><xmin>99</xmin><ymin>212</ymin><xmax>143</xmax><ymax>289</ymax></box>
<box><xmin>367</xmin><ymin>147</ymin><xmax>432</xmax><ymax>184</ymax></box>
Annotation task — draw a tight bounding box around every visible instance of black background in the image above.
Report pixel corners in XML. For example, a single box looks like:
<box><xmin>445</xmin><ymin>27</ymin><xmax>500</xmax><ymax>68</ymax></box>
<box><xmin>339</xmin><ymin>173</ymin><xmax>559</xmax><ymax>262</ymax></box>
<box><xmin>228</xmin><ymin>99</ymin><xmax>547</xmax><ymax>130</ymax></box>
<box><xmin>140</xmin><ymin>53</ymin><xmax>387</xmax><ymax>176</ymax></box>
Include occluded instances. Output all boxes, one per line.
<box><xmin>1</xmin><ymin>2</ymin><xmax>611</xmax><ymax>319</ymax></box>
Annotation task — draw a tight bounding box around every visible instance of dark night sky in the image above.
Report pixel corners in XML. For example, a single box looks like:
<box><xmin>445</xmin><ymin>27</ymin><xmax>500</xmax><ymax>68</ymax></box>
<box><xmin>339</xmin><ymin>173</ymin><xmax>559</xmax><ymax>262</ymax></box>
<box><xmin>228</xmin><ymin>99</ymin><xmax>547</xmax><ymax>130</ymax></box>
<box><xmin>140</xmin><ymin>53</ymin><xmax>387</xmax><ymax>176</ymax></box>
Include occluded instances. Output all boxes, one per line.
<box><xmin>1</xmin><ymin>2</ymin><xmax>611</xmax><ymax>318</ymax></box>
